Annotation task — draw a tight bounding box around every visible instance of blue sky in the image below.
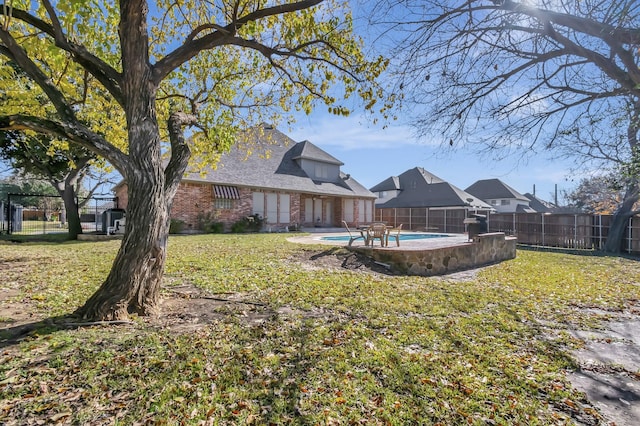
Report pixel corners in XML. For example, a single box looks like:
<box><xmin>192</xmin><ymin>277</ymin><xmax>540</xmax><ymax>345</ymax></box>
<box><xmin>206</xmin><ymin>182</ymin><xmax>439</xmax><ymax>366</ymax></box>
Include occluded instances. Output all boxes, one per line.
<box><xmin>286</xmin><ymin>111</ymin><xmax>577</xmax><ymax>204</ymax></box>
<box><xmin>275</xmin><ymin>0</ymin><xmax>585</xmax><ymax>205</ymax></box>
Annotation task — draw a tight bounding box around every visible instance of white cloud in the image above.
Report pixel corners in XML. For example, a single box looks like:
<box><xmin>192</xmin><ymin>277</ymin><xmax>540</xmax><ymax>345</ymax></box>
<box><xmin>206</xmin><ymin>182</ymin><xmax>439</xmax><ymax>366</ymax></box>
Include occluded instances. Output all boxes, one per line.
<box><xmin>287</xmin><ymin>114</ymin><xmax>435</xmax><ymax>150</ymax></box>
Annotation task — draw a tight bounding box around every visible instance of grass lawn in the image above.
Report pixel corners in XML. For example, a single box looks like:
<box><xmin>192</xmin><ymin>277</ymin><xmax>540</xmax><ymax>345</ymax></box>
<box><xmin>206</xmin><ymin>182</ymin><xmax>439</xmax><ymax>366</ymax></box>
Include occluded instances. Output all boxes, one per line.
<box><xmin>1</xmin><ymin>234</ymin><xmax>639</xmax><ymax>425</ymax></box>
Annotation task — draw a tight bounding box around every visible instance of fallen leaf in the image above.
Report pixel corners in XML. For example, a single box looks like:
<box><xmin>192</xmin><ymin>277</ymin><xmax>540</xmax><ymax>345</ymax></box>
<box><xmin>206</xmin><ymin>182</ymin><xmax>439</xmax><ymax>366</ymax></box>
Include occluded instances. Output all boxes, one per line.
<box><xmin>50</xmin><ymin>412</ymin><xmax>72</xmax><ymax>422</ymax></box>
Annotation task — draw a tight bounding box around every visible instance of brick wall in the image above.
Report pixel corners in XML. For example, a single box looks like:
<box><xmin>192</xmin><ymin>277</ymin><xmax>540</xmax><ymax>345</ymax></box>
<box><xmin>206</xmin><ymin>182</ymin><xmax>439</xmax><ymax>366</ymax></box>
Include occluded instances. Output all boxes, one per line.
<box><xmin>114</xmin><ymin>181</ymin><xmax>370</xmax><ymax>231</ymax></box>
<box><xmin>170</xmin><ymin>182</ymin><xmax>213</xmax><ymax>231</ymax></box>
<box><xmin>115</xmin><ymin>182</ymin><xmax>301</xmax><ymax>231</ymax></box>
<box><xmin>114</xmin><ymin>184</ymin><xmax>128</xmax><ymax>210</ymax></box>
<box><xmin>290</xmin><ymin>193</ymin><xmax>301</xmax><ymax>225</ymax></box>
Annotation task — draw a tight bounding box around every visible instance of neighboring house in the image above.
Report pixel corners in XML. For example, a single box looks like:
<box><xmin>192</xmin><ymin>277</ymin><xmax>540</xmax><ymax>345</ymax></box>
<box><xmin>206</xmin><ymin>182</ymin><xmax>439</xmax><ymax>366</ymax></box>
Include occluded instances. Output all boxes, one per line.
<box><xmin>114</xmin><ymin>125</ymin><xmax>376</xmax><ymax>231</ymax></box>
<box><xmin>370</xmin><ymin>167</ymin><xmax>492</xmax><ymax>232</ymax></box>
<box><xmin>523</xmin><ymin>193</ymin><xmax>555</xmax><ymax>213</ymax></box>
<box><xmin>465</xmin><ymin>178</ymin><xmax>535</xmax><ymax>213</ymax></box>
<box><xmin>524</xmin><ymin>193</ymin><xmax>585</xmax><ymax>214</ymax></box>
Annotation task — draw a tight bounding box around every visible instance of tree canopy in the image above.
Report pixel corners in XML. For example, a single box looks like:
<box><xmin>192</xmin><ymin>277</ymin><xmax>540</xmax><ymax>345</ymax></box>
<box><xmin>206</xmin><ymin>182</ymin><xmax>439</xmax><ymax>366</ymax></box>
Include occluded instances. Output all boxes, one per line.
<box><xmin>1</xmin><ymin>1</ymin><xmax>389</xmax><ymax>174</ymax></box>
<box><xmin>0</xmin><ymin>0</ymin><xmax>390</xmax><ymax>320</ymax></box>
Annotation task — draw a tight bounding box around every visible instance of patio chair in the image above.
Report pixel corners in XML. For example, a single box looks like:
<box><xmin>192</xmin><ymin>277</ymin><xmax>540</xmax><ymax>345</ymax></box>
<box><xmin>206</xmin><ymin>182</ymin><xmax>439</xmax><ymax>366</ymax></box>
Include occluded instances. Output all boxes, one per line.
<box><xmin>367</xmin><ymin>222</ymin><xmax>387</xmax><ymax>247</ymax></box>
<box><xmin>386</xmin><ymin>223</ymin><xmax>403</xmax><ymax>247</ymax></box>
<box><xmin>342</xmin><ymin>220</ymin><xmax>366</xmax><ymax>246</ymax></box>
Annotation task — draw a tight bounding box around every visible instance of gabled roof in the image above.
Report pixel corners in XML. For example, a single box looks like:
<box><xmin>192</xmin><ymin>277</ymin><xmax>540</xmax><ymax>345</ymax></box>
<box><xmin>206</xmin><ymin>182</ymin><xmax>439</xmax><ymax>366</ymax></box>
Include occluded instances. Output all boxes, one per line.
<box><xmin>181</xmin><ymin>126</ymin><xmax>375</xmax><ymax>199</ymax></box>
<box><xmin>465</xmin><ymin>178</ymin><xmax>529</xmax><ymax>201</ymax></box>
<box><xmin>369</xmin><ymin>176</ymin><xmax>401</xmax><ymax>192</ymax></box>
<box><xmin>372</xmin><ymin>167</ymin><xmax>491</xmax><ymax>209</ymax></box>
<box><xmin>291</xmin><ymin>140</ymin><xmax>343</xmax><ymax>166</ymax></box>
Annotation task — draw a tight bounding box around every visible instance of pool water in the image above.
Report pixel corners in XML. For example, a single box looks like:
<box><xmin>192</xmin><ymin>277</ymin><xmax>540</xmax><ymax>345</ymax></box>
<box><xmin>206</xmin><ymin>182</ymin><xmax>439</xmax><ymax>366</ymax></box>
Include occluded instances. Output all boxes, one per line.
<box><xmin>321</xmin><ymin>233</ymin><xmax>451</xmax><ymax>242</ymax></box>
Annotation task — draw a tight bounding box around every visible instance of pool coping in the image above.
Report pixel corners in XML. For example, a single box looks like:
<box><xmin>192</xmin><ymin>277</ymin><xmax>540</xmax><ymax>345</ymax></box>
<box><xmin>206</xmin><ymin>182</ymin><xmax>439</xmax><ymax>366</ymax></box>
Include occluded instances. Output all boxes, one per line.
<box><xmin>287</xmin><ymin>231</ymin><xmax>472</xmax><ymax>251</ymax></box>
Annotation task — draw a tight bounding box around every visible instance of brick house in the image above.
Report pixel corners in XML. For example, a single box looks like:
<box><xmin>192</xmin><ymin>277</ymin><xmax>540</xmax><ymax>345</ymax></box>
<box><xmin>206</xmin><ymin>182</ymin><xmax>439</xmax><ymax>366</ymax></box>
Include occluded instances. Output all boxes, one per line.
<box><xmin>113</xmin><ymin>125</ymin><xmax>376</xmax><ymax>231</ymax></box>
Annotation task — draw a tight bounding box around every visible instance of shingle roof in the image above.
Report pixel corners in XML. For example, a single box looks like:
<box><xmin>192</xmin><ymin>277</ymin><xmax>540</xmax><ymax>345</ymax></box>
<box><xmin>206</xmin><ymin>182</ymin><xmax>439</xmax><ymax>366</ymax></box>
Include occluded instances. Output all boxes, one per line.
<box><xmin>523</xmin><ymin>193</ymin><xmax>554</xmax><ymax>212</ymax></box>
<box><xmin>369</xmin><ymin>176</ymin><xmax>400</xmax><ymax>192</ymax></box>
<box><xmin>372</xmin><ymin>167</ymin><xmax>491</xmax><ymax>209</ymax></box>
<box><xmin>465</xmin><ymin>178</ymin><xmax>529</xmax><ymax>201</ymax></box>
<box><xmin>292</xmin><ymin>140</ymin><xmax>343</xmax><ymax>165</ymax></box>
<box><xmin>181</xmin><ymin>126</ymin><xmax>375</xmax><ymax>199</ymax></box>
<box><xmin>516</xmin><ymin>204</ymin><xmax>537</xmax><ymax>213</ymax></box>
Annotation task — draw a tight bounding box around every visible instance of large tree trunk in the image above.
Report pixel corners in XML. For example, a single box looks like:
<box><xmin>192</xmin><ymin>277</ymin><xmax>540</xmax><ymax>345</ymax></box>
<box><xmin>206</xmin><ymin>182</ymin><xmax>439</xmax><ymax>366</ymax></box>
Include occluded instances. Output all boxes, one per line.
<box><xmin>75</xmin><ymin>171</ymin><xmax>170</xmax><ymax>320</ymax></box>
<box><xmin>75</xmin><ymin>0</ymin><xmax>192</xmax><ymax>321</ymax></box>
<box><xmin>75</xmin><ymin>103</ymin><xmax>170</xmax><ymax>320</ymax></box>
<box><xmin>604</xmin><ymin>182</ymin><xmax>639</xmax><ymax>253</ymax></box>
<box><xmin>59</xmin><ymin>185</ymin><xmax>82</xmax><ymax>239</ymax></box>
<box><xmin>75</xmin><ymin>0</ymin><xmax>167</xmax><ymax>321</ymax></box>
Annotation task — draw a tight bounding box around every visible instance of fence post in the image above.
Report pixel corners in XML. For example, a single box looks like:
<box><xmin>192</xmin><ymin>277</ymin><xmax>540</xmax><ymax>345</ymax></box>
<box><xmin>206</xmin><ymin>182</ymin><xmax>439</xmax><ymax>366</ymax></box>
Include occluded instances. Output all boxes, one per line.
<box><xmin>426</xmin><ymin>208</ymin><xmax>429</xmax><ymax>232</ymax></box>
<box><xmin>7</xmin><ymin>194</ymin><xmax>12</xmax><ymax>235</ymax></box>
<box><xmin>599</xmin><ymin>215</ymin><xmax>603</xmax><ymax>250</ymax></box>
<box><xmin>574</xmin><ymin>214</ymin><xmax>578</xmax><ymax>249</ymax></box>
<box><xmin>541</xmin><ymin>213</ymin><xmax>545</xmax><ymax>246</ymax></box>
<box><xmin>629</xmin><ymin>217</ymin><xmax>633</xmax><ymax>253</ymax></box>
<box><xmin>444</xmin><ymin>210</ymin><xmax>447</xmax><ymax>233</ymax></box>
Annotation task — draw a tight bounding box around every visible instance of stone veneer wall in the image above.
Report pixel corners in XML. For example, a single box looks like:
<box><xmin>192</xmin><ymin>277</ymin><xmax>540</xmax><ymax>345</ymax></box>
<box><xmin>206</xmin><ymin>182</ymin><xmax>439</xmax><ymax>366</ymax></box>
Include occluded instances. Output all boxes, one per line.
<box><xmin>359</xmin><ymin>233</ymin><xmax>516</xmax><ymax>276</ymax></box>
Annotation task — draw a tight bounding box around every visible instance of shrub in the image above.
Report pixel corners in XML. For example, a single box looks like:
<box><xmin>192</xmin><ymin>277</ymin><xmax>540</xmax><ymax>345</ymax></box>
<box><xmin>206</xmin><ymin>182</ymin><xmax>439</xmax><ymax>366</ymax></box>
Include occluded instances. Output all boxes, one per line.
<box><xmin>169</xmin><ymin>219</ymin><xmax>185</xmax><ymax>234</ymax></box>
<box><xmin>231</xmin><ymin>214</ymin><xmax>264</xmax><ymax>233</ymax></box>
<box><xmin>231</xmin><ymin>221</ymin><xmax>246</xmax><ymax>233</ymax></box>
<box><xmin>197</xmin><ymin>212</ymin><xmax>224</xmax><ymax>233</ymax></box>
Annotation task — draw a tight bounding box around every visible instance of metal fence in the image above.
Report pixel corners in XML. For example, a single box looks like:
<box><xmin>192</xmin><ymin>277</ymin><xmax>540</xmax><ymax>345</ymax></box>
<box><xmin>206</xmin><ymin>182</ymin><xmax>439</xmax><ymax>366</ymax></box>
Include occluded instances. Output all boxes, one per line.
<box><xmin>375</xmin><ymin>207</ymin><xmax>493</xmax><ymax>234</ymax></box>
<box><xmin>2</xmin><ymin>193</ymin><xmax>118</xmax><ymax>236</ymax></box>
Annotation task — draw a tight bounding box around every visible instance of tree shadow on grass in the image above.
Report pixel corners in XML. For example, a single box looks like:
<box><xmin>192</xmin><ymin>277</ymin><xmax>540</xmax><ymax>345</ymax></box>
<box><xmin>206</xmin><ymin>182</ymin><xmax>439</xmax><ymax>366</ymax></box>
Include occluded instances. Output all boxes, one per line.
<box><xmin>517</xmin><ymin>244</ymin><xmax>640</xmax><ymax>260</ymax></box>
<box><xmin>307</xmin><ymin>247</ymin><xmax>396</xmax><ymax>275</ymax></box>
<box><xmin>0</xmin><ymin>314</ymin><xmax>131</xmax><ymax>349</ymax></box>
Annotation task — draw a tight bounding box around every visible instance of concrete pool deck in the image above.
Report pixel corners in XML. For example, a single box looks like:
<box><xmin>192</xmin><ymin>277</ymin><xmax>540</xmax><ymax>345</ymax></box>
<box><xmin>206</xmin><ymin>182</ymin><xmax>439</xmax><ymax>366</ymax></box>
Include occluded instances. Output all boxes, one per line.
<box><xmin>288</xmin><ymin>230</ymin><xmax>517</xmax><ymax>276</ymax></box>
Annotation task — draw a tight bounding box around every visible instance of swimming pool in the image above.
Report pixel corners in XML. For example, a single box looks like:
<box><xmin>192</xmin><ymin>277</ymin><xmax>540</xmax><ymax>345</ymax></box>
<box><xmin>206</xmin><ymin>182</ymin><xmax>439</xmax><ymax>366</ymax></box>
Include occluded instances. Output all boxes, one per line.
<box><xmin>320</xmin><ymin>233</ymin><xmax>451</xmax><ymax>242</ymax></box>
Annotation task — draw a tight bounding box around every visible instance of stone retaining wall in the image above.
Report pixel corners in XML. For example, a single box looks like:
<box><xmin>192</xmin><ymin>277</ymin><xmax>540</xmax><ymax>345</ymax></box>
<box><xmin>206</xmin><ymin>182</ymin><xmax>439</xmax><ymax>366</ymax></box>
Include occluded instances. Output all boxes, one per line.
<box><xmin>357</xmin><ymin>232</ymin><xmax>516</xmax><ymax>276</ymax></box>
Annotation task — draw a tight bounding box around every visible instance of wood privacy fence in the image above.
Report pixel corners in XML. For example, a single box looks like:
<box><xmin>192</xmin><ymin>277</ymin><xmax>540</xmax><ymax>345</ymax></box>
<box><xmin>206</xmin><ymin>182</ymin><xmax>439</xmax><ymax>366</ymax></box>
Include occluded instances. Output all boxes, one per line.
<box><xmin>374</xmin><ymin>207</ymin><xmax>640</xmax><ymax>254</ymax></box>
<box><xmin>487</xmin><ymin>213</ymin><xmax>640</xmax><ymax>254</ymax></box>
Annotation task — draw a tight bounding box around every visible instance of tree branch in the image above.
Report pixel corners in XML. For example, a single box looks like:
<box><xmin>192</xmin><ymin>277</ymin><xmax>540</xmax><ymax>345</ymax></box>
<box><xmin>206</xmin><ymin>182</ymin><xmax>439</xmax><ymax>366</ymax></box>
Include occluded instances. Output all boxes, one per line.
<box><xmin>0</xmin><ymin>114</ymin><xmax>128</xmax><ymax>175</ymax></box>
<box><xmin>152</xmin><ymin>0</ymin><xmax>323</xmax><ymax>83</ymax></box>
<box><xmin>164</xmin><ymin>112</ymin><xmax>196</xmax><ymax>202</ymax></box>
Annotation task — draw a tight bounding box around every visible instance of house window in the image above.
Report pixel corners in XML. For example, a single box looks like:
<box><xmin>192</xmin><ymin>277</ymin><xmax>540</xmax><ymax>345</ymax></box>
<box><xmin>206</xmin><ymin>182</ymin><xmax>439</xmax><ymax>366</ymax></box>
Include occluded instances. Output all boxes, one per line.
<box><xmin>343</xmin><ymin>199</ymin><xmax>354</xmax><ymax>222</ymax></box>
<box><xmin>215</xmin><ymin>198</ymin><xmax>234</xmax><ymax>209</ymax></box>
<box><xmin>315</xmin><ymin>164</ymin><xmax>328</xmax><ymax>179</ymax></box>
<box><xmin>279</xmin><ymin>194</ymin><xmax>291</xmax><ymax>223</ymax></box>
<box><xmin>252</xmin><ymin>191</ymin><xmax>291</xmax><ymax>224</ymax></box>
<box><xmin>379</xmin><ymin>191</ymin><xmax>387</xmax><ymax>198</ymax></box>
<box><xmin>490</xmin><ymin>200</ymin><xmax>497</xmax><ymax>205</ymax></box>
<box><xmin>501</xmin><ymin>199</ymin><xmax>510</xmax><ymax>206</ymax></box>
